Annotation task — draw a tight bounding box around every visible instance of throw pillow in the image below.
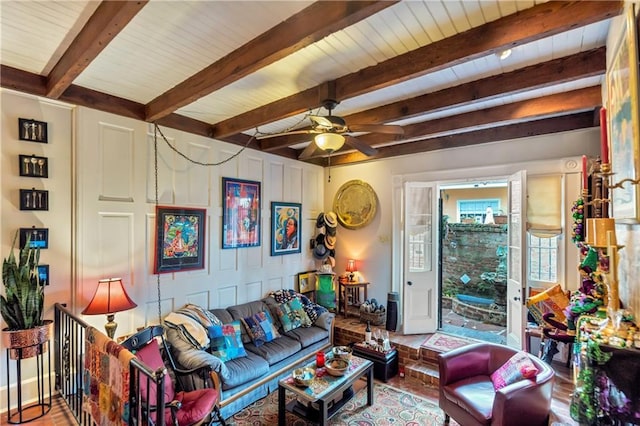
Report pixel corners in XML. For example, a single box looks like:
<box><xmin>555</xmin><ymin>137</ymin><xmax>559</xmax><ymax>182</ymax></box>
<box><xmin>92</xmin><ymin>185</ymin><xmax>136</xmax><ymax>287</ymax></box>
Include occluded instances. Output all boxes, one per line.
<box><xmin>274</xmin><ymin>298</ymin><xmax>312</xmax><ymax>332</ymax></box>
<box><xmin>525</xmin><ymin>285</ymin><xmax>569</xmax><ymax>327</ymax></box>
<box><xmin>241</xmin><ymin>311</ymin><xmax>280</xmax><ymax>347</ymax></box>
<box><xmin>490</xmin><ymin>352</ymin><xmax>539</xmax><ymax>390</ymax></box>
<box><xmin>208</xmin><ymin>321</ymin><xmax>247</xmax><ymax>362</ymax></box>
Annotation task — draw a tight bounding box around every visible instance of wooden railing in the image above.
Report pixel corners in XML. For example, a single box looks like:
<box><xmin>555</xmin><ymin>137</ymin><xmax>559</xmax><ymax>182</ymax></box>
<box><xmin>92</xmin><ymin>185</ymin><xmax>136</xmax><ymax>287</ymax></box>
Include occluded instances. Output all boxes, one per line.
<box><xmin>54</xmin><ymin>303</ymin><xmax>165</xmax><ymax>425</ymax></box>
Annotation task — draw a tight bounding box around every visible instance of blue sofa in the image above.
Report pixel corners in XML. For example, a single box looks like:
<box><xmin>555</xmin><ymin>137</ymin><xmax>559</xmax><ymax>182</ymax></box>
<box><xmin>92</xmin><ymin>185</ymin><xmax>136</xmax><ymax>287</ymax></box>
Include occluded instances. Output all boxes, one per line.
<box><xmin>165</xmin><ymin>294</ymin><xmax>335</xmax><ymax>419</ymax></box>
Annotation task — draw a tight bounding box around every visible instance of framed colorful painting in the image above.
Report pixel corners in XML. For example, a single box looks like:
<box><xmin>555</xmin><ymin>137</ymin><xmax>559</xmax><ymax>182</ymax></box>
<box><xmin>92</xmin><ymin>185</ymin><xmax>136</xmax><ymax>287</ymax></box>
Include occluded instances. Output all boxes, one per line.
<box><xmin>297</xmin><ymin>270</ymin><xmax>316</xmax><ymax>301</ymax></box>
<box><xmin>271</xmin><ymin>202</ymin><xmax>301</xmax><ymax>256</ymax></box>
<box><xmin>222</xmin><ymin>178</ymin><xmax>261</xmax><ymax>249</ymax></box>
<box><xmin>154</xmin><ymin>206</ymin><xmax>206</xmax><ymax>273</ymax></box>
<box><xmin>608</xmin><ymin>3</ymin><xmax>640</xmax><ymax>223</ymax></box>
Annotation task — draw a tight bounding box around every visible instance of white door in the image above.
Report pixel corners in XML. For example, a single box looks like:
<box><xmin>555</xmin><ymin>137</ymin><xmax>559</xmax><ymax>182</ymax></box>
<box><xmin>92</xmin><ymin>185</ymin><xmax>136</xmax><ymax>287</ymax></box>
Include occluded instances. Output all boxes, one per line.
<box><xmin>402</xmin><ymin>181</ymin><xmax>439</xmax><ymax>334</ymax></box>
<box><xmin>506</xmin><ymin>170</ymin><xmax>527</xmax><ymax>348</ymax></box>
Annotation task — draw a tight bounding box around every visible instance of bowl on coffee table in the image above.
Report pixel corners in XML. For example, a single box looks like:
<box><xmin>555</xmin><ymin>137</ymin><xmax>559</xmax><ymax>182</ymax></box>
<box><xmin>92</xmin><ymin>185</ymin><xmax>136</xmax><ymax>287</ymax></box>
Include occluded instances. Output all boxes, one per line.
<box><xmin>292</xmin><ymin>367</ymin><xmax>316</xmax><ymax>387</ymax></box>
<box><xmin>325</xmin><ymin>358</ymin><xmax>349</xmax><ymax>376</ymax></box>
<box><xmin>332</xmin><ymin>346</ymin><xmax>352</xmax><ymax>361</ymax></box>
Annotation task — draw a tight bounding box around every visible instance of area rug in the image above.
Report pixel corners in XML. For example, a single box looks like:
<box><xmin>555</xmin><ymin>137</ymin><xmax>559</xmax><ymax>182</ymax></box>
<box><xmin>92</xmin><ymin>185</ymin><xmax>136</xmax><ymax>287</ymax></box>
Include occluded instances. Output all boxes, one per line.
<box><xmin>422</xmin><ymin>332</ymin><xmax>472</xmax><ymax>352</ymax></box>
<box><xmin>229</xmin><ymin>381</ymin><xmax>458</xmax><ymax>425</ymax></box>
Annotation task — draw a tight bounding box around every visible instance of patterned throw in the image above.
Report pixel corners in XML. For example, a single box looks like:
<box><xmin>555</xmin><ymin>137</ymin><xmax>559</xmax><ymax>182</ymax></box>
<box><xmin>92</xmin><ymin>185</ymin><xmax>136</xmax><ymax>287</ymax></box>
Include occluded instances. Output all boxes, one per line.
<box><xmin>83</xmin><ymin>326</ymin><xmax>136</xmax><ymax>426</ymax></box>
<box><xmin>231</xmin><ymin>382</ymin><xmax>460</xmax><ymax>425</ymax></box>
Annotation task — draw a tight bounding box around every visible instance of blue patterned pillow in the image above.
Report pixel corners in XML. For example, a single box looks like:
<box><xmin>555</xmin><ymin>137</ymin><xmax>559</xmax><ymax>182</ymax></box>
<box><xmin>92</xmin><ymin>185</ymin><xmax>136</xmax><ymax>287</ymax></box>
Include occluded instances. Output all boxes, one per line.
<box><xmin>274</xmin><ymin>298</ymin><xmax>312</xmax><ymax>332</ymax></box>
<box><xmin>241</xmin><ymin>311</ymin><xmax>280</xmax><ymax>347</ymax></box>
<box><xmin>208</xmin><ymin>321</ymin><xmax>246</xmax><ymax>361</ymax></box>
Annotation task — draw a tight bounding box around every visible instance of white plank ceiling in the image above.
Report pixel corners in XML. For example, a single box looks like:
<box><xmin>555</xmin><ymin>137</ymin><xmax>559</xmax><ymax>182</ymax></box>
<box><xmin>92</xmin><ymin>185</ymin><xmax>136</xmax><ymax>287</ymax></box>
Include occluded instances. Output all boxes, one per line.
<box><xmin>0</xmin><ymin>1</ymin><xmax>618</xmax><ymax>164</ymax></box>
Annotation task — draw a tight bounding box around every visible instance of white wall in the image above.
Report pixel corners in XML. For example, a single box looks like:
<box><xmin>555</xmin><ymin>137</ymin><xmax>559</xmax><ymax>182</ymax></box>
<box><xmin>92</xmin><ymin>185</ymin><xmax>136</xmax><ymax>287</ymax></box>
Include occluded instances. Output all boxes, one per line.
<box><xmin>1</xmin><ymin>90</ymin><xmax>74</xmax><ymax>412</ymax></box>
<box><xmin>74</xmin><ymin>107</ymin><xmax>325</xmax><ymax>332</ymax></box>
<box><xmin>1</xmin><ymin>90</ymin><xmax>325</xmax><ymax>411</ymax></box>
<box><xmin>324</xmin><ymin>129</ymin><xmax>602</xmax><ymax>307</ymax></box>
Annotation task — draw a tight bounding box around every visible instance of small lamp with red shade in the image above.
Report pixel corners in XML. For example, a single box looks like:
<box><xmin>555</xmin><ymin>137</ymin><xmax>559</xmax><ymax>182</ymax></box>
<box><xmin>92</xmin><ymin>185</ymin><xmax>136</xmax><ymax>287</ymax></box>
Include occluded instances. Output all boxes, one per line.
<box><xmin>346</xmin><ymin>259</ymin><xmax>358</xmax><ymax>282</ymax></box>
<box><xmin>81</xmin><ymin>278</ymin><xmax>137</xmax><ymax>339</ymax></box>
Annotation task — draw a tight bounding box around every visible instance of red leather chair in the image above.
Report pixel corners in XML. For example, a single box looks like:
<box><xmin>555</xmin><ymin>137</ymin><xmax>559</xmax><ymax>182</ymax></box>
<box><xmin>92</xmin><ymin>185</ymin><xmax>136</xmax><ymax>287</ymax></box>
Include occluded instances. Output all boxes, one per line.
<box><xmin>438</xmin><ymin>342</ymin><xmax>554</xmax><ymax>426</ymax></box>
<box><xmin>122</xmin><ymin>326</ymin><xmax>226</xmax><ymax>426</ymax></box>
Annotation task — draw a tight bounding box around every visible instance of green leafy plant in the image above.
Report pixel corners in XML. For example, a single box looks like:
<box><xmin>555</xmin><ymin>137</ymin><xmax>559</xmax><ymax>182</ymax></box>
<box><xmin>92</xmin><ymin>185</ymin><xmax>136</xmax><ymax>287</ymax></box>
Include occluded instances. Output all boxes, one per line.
<box><xmin>1</xmin><ymin>232</ymin><xmax>44</xmax><ymax>330</ymax></box>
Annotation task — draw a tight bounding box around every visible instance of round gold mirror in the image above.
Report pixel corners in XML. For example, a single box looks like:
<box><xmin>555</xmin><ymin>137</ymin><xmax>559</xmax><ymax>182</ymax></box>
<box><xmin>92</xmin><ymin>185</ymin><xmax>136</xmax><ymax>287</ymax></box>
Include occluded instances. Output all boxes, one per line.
<box><xmin>333</xmin><ymin>180</ymin><xmax>377</xmax><ymax>229</ymax></box>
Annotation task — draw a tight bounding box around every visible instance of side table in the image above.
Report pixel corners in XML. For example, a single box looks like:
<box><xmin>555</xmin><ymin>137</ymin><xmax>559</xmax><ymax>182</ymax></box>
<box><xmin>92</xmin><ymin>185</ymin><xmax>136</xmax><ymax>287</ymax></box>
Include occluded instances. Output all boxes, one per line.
<box><xmin>339</xmin><ymin>281</ymin><xmax>370</xmax><ymax>318</ymax></box>
<box><xmin>5</xmin><ymin>341</ymin><xmax>52</xmax><ymax>424</ymax></box>
<box><xmin>352</xmin><ymin>343</ymin><xmax>398</xmax><ymax>382</ymax></box>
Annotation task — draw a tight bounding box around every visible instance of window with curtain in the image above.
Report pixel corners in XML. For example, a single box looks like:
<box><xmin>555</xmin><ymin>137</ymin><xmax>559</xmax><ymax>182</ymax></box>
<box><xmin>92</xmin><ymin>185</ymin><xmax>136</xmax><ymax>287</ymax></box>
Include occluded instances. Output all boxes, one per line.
<box><xmin>527</xmin><ymin>174</ymin><xmax>562</xmax><ymax>283</ymax></box>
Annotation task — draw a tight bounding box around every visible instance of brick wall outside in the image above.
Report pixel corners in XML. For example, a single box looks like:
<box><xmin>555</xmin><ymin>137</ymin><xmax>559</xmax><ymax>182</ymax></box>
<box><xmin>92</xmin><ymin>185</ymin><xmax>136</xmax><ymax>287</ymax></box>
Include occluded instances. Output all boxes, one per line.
<box><xmin>442</xmin><ymin>223</ymin><xmax>507</xmax><ymax>297</ymax></box>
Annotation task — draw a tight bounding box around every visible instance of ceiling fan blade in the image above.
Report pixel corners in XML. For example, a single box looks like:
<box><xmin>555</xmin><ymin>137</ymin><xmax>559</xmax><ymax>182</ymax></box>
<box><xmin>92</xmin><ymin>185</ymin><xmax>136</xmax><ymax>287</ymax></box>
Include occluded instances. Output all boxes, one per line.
<box><xmin>348</xmin><ymin>123</ymin><xmax>404</xmax><ymax>135</ymax></box>
<box><xmin>344</xmin><ymin>135</ymin><xmax>378</xmax><ymax>156</ymax></box>
<box><xmin>310</xmin><ymin>115</ymin><xmax>347</xmax><ymax>130</ymax></box>
<box><xmin>256</xmin><ymin>130</ymin><xmax>313</xmax><ymax>140</ymax></box>
<box><xmin>298</xmin><ymin>141</ymin><xmax>319</xmax><ymax>160</ymax></box>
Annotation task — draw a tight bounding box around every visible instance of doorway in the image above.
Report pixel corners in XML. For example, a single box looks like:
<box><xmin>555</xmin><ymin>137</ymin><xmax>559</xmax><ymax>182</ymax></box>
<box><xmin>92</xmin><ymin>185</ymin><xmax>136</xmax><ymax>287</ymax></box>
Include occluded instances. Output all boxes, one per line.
<box><xmin>438</xmin><ymin>180</ymin><xmax>508</xmax><ymax>344</ymax></box>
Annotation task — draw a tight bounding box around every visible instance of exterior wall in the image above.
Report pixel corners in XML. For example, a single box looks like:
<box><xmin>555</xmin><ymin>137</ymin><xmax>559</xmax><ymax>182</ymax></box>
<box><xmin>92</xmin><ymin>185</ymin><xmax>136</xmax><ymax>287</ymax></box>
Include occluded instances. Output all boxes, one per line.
<box><xmin>442</xmin><ymin>223</ymin><xmax>507</xmax><ymax>298</ymax></box>
<box><xmin>442</xmin><ymin>187</ymin><xmax>508</xmax><ymax>222</ymax></box>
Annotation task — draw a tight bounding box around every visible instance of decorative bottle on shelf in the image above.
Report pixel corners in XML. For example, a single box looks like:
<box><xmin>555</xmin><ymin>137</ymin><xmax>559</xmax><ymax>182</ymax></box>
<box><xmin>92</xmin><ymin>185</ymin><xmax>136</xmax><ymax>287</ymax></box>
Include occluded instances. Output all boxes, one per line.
<box><xmin>365</xmin><ymin>321</ymin><xmax>372</xmax><ymax>343</ymax></box>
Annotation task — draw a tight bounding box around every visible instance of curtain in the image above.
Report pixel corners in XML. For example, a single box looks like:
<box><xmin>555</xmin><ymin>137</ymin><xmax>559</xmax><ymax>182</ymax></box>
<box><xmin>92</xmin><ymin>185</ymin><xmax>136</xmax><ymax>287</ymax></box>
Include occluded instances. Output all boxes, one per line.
<box><xmin>527</xmin><ymin>174</ymin><xmax>562</xmax><ymax>237</ymax></box>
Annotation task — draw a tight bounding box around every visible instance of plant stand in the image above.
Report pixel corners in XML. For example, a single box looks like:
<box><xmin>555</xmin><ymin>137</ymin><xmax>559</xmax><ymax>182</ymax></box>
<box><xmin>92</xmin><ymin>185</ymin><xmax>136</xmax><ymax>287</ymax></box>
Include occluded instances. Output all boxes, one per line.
<box><xmin>4</xmin><ymin>340</ymin><xmax>52</xmax><ymax>424</ymax></box>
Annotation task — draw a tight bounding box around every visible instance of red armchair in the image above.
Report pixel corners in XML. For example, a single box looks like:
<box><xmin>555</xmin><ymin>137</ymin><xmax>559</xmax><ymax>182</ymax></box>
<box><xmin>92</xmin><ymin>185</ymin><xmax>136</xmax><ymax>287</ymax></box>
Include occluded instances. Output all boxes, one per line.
<box><xmin>438</xmin><ymin>342</ymin><xmax>554</xmax><ymax>426</ymax></box>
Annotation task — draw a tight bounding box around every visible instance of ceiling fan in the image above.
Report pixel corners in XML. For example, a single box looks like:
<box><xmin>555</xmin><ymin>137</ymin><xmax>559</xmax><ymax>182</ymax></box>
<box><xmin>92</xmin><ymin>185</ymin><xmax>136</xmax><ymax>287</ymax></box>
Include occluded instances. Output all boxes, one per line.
<box><xmin>258</xmin><ymin>99</ymin><xmax>404</xmax><ymax>160</ymax></box>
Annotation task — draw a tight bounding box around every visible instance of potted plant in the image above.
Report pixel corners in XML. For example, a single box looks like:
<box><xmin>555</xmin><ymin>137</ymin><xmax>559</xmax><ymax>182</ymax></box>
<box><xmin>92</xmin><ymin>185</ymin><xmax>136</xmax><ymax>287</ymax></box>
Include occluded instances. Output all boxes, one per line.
<box><xmin>1</xmin><ymin>231</ymin><xmax>51</xmax><ymax>359</ymax></box>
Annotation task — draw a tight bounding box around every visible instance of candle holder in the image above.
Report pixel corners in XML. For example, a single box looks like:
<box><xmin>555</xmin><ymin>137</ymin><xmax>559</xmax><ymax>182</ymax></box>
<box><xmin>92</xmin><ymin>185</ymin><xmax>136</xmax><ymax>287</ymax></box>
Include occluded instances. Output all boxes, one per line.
<box><xmin>600</xmin><ymin>162</ymin><xmax>640</xmax><ymax>190</ymax></box>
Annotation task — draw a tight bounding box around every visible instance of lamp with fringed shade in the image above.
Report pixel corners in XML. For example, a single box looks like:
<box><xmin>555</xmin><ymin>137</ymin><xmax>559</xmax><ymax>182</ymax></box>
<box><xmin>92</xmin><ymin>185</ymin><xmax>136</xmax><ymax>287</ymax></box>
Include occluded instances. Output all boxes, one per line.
<box><xmin>81</xmin><ymin>278</ymin><xmax>137</xmax><ymax>339</ymax></box>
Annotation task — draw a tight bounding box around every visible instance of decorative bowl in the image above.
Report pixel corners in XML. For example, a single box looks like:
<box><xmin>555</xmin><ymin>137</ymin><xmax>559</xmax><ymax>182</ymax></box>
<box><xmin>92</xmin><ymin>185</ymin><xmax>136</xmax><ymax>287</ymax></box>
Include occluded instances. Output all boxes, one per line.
<box><xmin>325</xmin><ymin>358</ymin><xmax>349</xmax><ymax>376</ymax></box>
<box><xmin>332</xmin><ymin>346</ymin><xmax>353</xmax><ymax>361</ymax></box>
<box><xmin>292</xmin><ymin>367</ymin><xmax>315</xmax><ymax>387</ymax></box>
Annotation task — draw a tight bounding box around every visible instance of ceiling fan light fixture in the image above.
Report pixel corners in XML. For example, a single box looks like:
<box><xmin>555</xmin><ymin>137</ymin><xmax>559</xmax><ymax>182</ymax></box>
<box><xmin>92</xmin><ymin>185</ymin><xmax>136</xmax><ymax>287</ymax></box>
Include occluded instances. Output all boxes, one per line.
<box><xmin>315</xmin><ymin>132</ymin><xmax>345</xmax><ymax>152</ymax></box>
<box><xmin>498</xmin><ymin>49</ymin><xmax>512</xmax><ymax>60</ymax></box>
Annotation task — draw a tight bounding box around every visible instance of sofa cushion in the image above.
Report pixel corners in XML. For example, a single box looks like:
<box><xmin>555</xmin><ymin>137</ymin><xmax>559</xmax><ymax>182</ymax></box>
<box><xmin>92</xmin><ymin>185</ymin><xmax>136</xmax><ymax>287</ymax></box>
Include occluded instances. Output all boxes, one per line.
<box><xmin>240</xmin><ymin>311</ymin><xmax>280</xmax><ymax>347</ymax></box>
<box><xmin>227</xmin><ymin>300</ymin><xmax>270</xmax><ymax>343</ymax></box>
<box><xmin>283</xmin><ymin>325</ymin><xmax>328</xmax><ymax>348</ymax></box>
<box><xmin>208</xmin><ymin>321</ymin><xmax>247</xmax><ymax>362</ymax></box>
<box><xmin>273</xmin><ymin>298</ymin><xmax>312</xmax><ymax>332</ymax></box>
<box><xmin>222</xmin><ymin>351</ymin><xmax>270</xmax><ymax>390</ymax></box>
<box><xmin>209</xmin><ymin>308</ymin><xmax>234</xmax><ymax>325</ymax></box>
<box><xmin>244</xmin><ymin>335</ymin><xmax>302</xmax><ymax>365</ymax></box>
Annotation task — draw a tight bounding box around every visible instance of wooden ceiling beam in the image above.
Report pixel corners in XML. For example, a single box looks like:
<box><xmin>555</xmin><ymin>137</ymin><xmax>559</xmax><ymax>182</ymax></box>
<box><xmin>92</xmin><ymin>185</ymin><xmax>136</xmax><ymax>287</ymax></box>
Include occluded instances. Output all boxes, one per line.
<box><xmin>299</xmin><ymin>86</ymin><xmax>601</xmax><ymax>160</ymax></box>
<box><xmin>343</xmin><ymin>47</ymin><xmax>605</xmax><ymax>126</ymax></box>
<box><xmin>1</xmin><ymin>65</ymin><xmax>48</xmax><ymax>96</ymax></box>
<box><xmin>46</xmin><ymin>1</ymin><xmax>149</xmax><ymax>99</ymax></box>
<box><xmin>213</xmin><ymin>1</ymin><xmax>621</xmax><ymax>139</ymax></box>
<box><xmin>144</xmin><ymin>1</ymin><xmax>397</xmax><ymax>122</ymax></box>
<box><xmin>260</xmin><ymin>49</ymin><xmax>605</xmax><ymax>151</ymax></box>
<box><xmin>326</xmin><ymin>111</ymin><xmax>597</xmax><ymax>166</ymax></box>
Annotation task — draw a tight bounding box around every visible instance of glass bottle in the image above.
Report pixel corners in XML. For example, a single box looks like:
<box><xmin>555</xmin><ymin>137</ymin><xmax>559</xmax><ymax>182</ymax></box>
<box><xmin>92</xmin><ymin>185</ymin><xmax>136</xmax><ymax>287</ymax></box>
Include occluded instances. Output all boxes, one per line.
<box><xmin>365</xmin><ymin>321</ymin><xmax>372</xmax><ymax>343</ymax></box>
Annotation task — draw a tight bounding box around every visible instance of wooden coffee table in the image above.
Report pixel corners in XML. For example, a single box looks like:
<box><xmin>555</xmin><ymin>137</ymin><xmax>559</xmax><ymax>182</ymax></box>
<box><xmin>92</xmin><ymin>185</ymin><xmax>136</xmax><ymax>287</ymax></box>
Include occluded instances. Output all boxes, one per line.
<box><xmin>278</xmin><ymin>354</ymin><xmax>374</xmax><ymax>425</ymax></box>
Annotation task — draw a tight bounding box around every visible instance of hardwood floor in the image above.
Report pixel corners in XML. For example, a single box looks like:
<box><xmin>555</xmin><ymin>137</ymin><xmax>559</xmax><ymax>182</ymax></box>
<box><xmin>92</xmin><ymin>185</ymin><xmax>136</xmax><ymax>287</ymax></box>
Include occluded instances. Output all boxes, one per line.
<box><xmin>1</xmin><ymin>363</ymin><xmax>577</xmax><ymax>426</ymax></box>
<box><xmin>0</xmin><ymin>395</ymin><xmax>76</xmax><ymax>425</ymax></box>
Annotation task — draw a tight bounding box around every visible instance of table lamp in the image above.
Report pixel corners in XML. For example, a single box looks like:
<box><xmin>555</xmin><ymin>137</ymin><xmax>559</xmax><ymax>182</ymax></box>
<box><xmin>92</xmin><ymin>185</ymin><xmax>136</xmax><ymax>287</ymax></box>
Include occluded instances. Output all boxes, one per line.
<box><xmin>81</xmin><ymin>278</ymin><xmax>137</xmax><ymax>339</ymax></box>
<box><xmin>346</xmin><ymin>259</ymin><xmax>358</xmax><ymax>282</ymax></box>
